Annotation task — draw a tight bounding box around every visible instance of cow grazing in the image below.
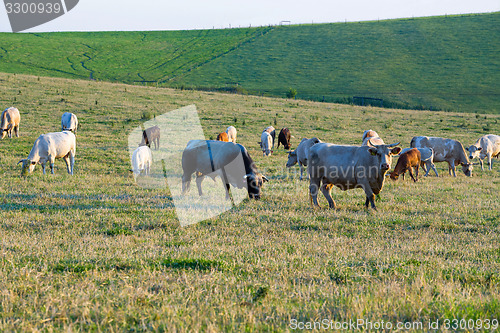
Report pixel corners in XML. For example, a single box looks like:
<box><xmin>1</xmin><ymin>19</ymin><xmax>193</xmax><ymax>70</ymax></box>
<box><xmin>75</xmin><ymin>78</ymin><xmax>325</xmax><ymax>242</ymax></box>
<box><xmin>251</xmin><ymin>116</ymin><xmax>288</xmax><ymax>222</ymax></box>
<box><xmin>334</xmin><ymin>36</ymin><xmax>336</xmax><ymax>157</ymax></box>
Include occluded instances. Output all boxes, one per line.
<box><xmin>1</xmin><ymin>107</ymin><xmax>20</xmax><ymax>139</ymax></box>
<box><xmin>217</xmin><ymin>132</ymin><xmax>229</xmax><ymax>142</ymax></box>
<box><xmin>264</xmin><ymin>126</ymin><xmax>276</xmax><ymax>148</ymax></box>
<box><xmin>131</xmin><ymin>145</ymin><xmax>152</xmax><ymax>182</ymax></box>
<box><xmin>181</xmin><ymin>140</ymin><xmax>268</xmax><ymax>200</ymax></box>
<box><xmin>260</xmin><ymin>131</ymin><xmax>273</xmax><ymax>156</ymax></box>
<box><xmin>400</xmin><ymin>147</ymin><xmax>438</xmax><ymax>177</ymax></box>
<box><xmin>466</xmin><ymin>134</ymin><xmax>500</xmax><ymax>171</ymax></box>
<box><xmin>140</xmin><ymin>125</ymin><xmax>160</xmax><ymax>150</ymax></box>
<box><xmin>362</xmin><ymin>129</ymin><xmax>385</xmax><ymax>146</ymax></box>
<box><xmin>61</xmin><ymin>112</ymin><xmax>79</xmax><ymax>134</ymax></box>
<box><xmin>18</xmin><ymin>131</ymin><xmax>76</xmax><ymax>176</ymax></box>
<box><xmin>277</xmin><ymin>127</ymin><xmax>292</xmax><ymax>150</ymax></box>
<box><xmin>389</xmin><ymin>148</ymin><xmax>421</xmax><ymax>182</ymax></box>
<box><xmin>411</xmin><ymin>136</ymin><xmax>473</xmax><ymax>177</ymax></box>
<box><xmin>308</xmin><ymin>139</ymin><xmax>401</xmax><ymax>210</ymax></box>
<box><xmin>226</xmin><ymin>126</ymin><xmax>237</xmax><ymax>143</ymax></box>
<box><xmin>286</xmin><ymin>137</ymin><xmax>321</xmax><ymax>180</ymax></box>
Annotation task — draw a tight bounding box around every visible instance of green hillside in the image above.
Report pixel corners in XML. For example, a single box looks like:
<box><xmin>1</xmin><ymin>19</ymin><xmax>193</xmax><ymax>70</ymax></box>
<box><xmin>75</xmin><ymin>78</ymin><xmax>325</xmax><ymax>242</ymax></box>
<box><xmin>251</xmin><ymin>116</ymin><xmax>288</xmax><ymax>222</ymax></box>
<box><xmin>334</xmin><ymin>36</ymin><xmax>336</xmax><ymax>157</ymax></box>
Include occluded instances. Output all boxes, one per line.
<box><xmin>0</xmin><ymin>13</ymin><xmax>498</xmax><ymax>113</ymax></box>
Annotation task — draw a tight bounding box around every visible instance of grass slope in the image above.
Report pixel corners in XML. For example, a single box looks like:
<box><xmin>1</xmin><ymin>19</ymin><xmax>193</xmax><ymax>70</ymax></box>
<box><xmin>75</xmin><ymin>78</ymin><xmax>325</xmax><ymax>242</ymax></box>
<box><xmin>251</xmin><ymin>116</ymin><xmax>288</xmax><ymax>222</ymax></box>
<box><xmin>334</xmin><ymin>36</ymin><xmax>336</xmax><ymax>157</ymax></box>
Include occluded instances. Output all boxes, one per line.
<box><xmin>0</xmin><ymin>13</ymin><xmax>499</xmax><ymax>113</ymax></box>
<box><xmin>172</xmin><ymin>13</ymin><xmax>500</xmax><ymax>113</ymax></box>
<box><xmin>0</xmin><ymin>73</ymin><xmax>499</xmax><ymax>331</ymax></box>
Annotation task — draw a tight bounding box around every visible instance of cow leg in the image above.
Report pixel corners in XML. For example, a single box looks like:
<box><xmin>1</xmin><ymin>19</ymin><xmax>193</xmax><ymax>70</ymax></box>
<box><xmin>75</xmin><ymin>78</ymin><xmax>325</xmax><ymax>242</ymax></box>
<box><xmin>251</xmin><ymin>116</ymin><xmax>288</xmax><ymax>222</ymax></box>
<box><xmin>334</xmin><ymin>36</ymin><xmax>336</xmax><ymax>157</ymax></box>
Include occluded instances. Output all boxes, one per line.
<box><xmin>430</xmin><ymin>163</ymin><xmax>438</xmax><ymax>177</ymax></box>
<box><xmin>365</xmin><ymin>193</ymin><xmax>376</xmax><ymax>210</ymax></box>
<box><xmin>69</xmin><ymin>152</ymin><xmax>75</xmax><ymax>175</ymax></box>
<box><xmin>196</xmin><ymin>175</ymin><xmax>204</xmax><ymax>196</ymax></box>
<box><xmin>181</xmin><ymin>173</ymin><xmax>192</xmax><ymax>194</ymax></box>
<box><xmin>409</xmin><ymin>167</ymin><xmax>417</xmax><ymax>182</ymax></box>
<box><xmin>448</xmin><ymin>161</ymin><xmax>457</xmax><ymax>177</ymax></box>
<box><xmin>402</xmin><ymin>172</ymin><xmax>405</xmax><ymax>181</ymax></box>
<box><xmin>220</xmin><ymin>169</ymin><xmax>234</xmax><ymax>203</ymax></box>
<box><xmin>320</xmin><ymin>183</ymin><xmax>336</xmax><ymax>209</ymax></box>
<box><xmin>309</xmin><ymin>178</ymin><xmax>321</xmax><ymax>208</ymax></box>
<box><xmin>487</xmin><ymin>154</ymin><xmax>492</xmax><ymax>171</ymax></box>
<box><xmin>14</xmin><ymin>126</ymin><xmax>19</xmax><ymax>137</ymax></box>
<box><xmin>299</xmin><ymin>163</ymin><xmax>304</xmax><ymax>180</ymax></box>
<box><xmin>41</xmin><ymin>163</ymin><xmax>46</xmax><ymax>174</ymax></box>
<box><xmin>420</xmin><ymin>161</ymin><xmax>428</xmax><ymax>175</ymax></box>
<box><xmin>63</xmin><ymin>155</ymin><xmax>71</xmax><ymax>174</ymax></box>
<box><xmin>422</xmin><ymin>161</ymin><xmax>430</xmax><ymax>176</ymax></box>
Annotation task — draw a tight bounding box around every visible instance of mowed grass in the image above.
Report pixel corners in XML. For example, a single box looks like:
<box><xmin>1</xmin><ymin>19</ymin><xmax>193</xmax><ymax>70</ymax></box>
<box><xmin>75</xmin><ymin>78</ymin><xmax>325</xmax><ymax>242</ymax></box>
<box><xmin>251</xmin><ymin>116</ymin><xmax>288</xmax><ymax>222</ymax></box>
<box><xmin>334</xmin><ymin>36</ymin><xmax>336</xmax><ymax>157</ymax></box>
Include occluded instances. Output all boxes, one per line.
<box><xmin>0</xmin><ymin>72</ymin><xmax>499</xmax><ymax>331</ymax></box>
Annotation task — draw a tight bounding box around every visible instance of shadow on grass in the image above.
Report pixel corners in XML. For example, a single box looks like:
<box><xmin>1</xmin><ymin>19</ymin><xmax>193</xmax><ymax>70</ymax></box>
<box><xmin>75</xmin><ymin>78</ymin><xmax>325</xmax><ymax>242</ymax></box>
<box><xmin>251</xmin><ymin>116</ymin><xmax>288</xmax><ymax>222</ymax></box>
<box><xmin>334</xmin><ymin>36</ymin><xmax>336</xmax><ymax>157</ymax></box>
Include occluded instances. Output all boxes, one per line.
<box><xmin>0</xmin><ymin>193</ymin><xmax>174</xmax><ymax>212</ymax></box>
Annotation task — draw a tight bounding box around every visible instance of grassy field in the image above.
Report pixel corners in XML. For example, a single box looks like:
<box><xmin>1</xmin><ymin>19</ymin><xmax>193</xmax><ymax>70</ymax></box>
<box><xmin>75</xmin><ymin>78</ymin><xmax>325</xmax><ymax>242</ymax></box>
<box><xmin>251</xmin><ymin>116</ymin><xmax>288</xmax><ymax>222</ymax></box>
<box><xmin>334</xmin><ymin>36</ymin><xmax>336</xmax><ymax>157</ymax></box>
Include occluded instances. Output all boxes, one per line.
<box><xmin>0</xmin><ymin>72</ymin><xmax>499</xmax><ymax>331</ymax></box>
<box><xmin>0</xmin><ymin>12</ymin><xmax>499</xmax><ymax>113</ymax></box>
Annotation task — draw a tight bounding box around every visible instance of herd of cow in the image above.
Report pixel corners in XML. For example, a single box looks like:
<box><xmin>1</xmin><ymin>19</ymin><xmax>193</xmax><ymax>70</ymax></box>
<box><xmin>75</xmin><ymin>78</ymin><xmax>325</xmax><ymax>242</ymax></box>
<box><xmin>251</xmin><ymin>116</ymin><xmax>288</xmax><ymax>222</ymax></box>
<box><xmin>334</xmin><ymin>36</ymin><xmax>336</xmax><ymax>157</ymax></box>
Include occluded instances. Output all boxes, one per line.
<box><xmin>2</xmin><ymin>105</ymin><xmax>499</xmax><ymax>210</ymax></box>
<box><xmin>1</xmin><ymin>107</ymin><xmax>79</xmax><ymax>177</ymax></box>
<box><xmin>180</xmin><ymin>125</ymin><xmax>499</xmax><ymax>210</ymax></box>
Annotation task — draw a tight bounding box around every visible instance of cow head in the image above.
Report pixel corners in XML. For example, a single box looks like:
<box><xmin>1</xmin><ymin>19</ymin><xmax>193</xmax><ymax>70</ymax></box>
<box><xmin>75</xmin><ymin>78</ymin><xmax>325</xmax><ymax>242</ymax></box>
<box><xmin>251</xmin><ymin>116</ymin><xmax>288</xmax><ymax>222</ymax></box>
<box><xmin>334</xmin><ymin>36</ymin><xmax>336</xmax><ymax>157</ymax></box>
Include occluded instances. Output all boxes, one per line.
<box><xmin>286</xmin><ymin>151</ymin><xmax>298</xmax><ymax>167</ymax></box>
<box><xmin>388</xmin><ymin>171</ymin><xmax>400</xmax><ymax>181</ymax></box>
<box><xmin>1</xmin><ymin>129</ymin><xmax>8</xmax><ymax>139</ymax></box>
<box><xmin>460</xmin><ymin>162</ymin><xmax>473</xmax><ymax>177</ymax></box>
<box><xmin>466</xmin><ymin>145</ymin><xmax>482</xmax><ymax>160</ymax></box>
<box><xmin>18</xmin><ymin>159</ymin><xmax>36</xmax><ymax>177</ymax></box>
<box><xmin>244</xmin><ymin>173</ymin><xmax>269</xmax><ymax>199</ymax></box>
<box><xmin>367</xmin><ymin>140</ymin><xmax>401</xmax><ymax>174</ymax></box>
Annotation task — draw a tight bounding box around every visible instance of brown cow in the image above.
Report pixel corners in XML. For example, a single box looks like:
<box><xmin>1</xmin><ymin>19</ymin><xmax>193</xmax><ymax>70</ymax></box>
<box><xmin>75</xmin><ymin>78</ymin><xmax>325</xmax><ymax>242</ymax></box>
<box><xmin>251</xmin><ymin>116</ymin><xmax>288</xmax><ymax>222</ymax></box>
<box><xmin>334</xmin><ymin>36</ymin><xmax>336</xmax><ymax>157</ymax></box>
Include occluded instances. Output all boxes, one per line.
<box><xmin>389</xmin><ymin>148</ymin><xmax>421</xmax><ymax>182</ymax></box>
<box><xmin>140</xmin><ymin>126</ymin><xmax>160</xmax><ymax>150</ymax></box>
<box><xmin>217</xmin><ymin>132</ymin><xmax>229</xmax><ymax>142</ymax></box>
<box><xmin>277</xmin><ymin>127</ymin><xmax>291</xmax><ymax>150</ymax></box>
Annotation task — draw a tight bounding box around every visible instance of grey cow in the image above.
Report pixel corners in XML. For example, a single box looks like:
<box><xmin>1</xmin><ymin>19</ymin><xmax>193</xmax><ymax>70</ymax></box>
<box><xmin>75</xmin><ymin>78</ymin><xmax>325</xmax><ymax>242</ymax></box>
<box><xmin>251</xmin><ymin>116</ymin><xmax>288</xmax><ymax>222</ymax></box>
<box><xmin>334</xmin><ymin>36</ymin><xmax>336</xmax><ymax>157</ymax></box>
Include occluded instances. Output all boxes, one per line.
<box><xmin>308</xmin><ymin>139</ymin><xmax>401</xmax><ymax>210</ymax></box>
<box><xmin>411</xmin><ymin>136</ymin><xmax>473</xmax><ymax>177</ymax></box>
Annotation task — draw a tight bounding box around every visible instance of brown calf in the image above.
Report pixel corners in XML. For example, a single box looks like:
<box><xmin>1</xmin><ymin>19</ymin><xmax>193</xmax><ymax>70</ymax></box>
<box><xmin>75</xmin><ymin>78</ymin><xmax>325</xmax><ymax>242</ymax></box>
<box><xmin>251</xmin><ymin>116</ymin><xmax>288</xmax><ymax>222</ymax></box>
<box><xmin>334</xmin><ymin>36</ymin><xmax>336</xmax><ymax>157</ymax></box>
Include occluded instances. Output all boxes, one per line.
<box><xmin>217</xmin><ymin>132</ymin><xmax>229</xmax><ymax>142</ymax></box>
<box><xmin>389</xmin><ymin>148</ymin><xmax>421</xmax><ymax>182</ymax></box>
<box><xmin>277</xmin><ymin>127</ymin><xmax>291</xmax><ymax>150</ymax></box>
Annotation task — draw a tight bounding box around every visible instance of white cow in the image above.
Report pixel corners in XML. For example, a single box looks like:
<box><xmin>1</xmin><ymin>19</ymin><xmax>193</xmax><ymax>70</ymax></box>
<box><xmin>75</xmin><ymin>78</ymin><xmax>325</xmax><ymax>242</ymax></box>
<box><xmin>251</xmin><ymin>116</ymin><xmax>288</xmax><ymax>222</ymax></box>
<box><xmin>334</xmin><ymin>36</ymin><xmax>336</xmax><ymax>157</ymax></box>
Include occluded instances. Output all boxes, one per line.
<box><xmin>1</xmin><ymin>107</ymin><xmax>20</xmax><ymax>139</ymax></box>
<box><xmin>260</xmin><ymin>131</ymin><xmax>273</xmax><ymax>156</ymax></box>
<box><xmin>466</xmin><ymin>134</ymin><xmax>500</xmax><ymax>171</ymax></box>
<box><xmin>131</xmin><ymin>146</ymin><xmax>153</xmax><ymax>181</ymax></box>
<box><xmin>286</xmin><ymin>137</ymin><xmax>321</xmax><ymax>180</ymax></box>
<box><xmin>362</xmin><ymin>129</ymin><xmax>385</xmax><ymax>146</ymax></box>
<box><xmin>18</xmin><ymin>131</ymin><xmax>76</xmax><ymax>176</ymax></box>
<box><xmin>410</xmin><ymin>136</ymin><xmax>473</xmax><ymax>177</ymax></box>
<box><xmin>226</xmin><ymin>126</ymin><xmax>237</xmax><ymax>143</ymax></box>
<box><xmin>61</xmin><ymin>112</ymin><xmax>79</xmax><ymax>134</ymax></box>
<box><xmin>399</xmin><ymin>147</ymin><xmax>438</xmax><ymax>177</ymax></box>
<box><xmin>264</xmin><ymin>126</ymin><xmax>276</xmax><ymax>148</ymax></box>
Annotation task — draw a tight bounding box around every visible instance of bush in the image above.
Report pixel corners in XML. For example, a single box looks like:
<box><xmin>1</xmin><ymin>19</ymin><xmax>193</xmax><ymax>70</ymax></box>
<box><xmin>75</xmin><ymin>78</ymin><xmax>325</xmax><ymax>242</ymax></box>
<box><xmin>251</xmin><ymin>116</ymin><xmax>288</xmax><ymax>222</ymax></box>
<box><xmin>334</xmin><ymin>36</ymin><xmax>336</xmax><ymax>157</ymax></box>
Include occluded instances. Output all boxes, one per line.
<box><xmin>286</xmin><ymin>88</ymin><xmax>297</xmax><ymax>99</ymax></box>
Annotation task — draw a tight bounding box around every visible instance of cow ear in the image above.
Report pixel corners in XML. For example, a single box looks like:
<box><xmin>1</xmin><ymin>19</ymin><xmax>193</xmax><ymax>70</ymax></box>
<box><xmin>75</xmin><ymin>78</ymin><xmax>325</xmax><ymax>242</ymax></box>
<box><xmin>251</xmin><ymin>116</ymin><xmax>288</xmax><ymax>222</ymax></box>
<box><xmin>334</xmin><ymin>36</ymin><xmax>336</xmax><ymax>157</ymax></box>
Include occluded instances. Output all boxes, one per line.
<box><xmin>368</xmin><ymin>148</ymin><xmax>377</xmax><ymax>156</ymax></box>
<box><xmin>477</xmin><ymin>147</ymin><xmax>482</xmax><ymax>151</ymax></box>
<box><xmin>391</xmin><ymin>147</ymin><xmax>402</xmax><ymax>155</ymax></box>
<box><xmin>465</xmin><ymin>147</ymin><xmax>469</xmax><ymax>151</ymax></box>
<box><xmin>262</xmin><ymin>175</ymin><xmax>269</xmax><ymax>182</ymax></box>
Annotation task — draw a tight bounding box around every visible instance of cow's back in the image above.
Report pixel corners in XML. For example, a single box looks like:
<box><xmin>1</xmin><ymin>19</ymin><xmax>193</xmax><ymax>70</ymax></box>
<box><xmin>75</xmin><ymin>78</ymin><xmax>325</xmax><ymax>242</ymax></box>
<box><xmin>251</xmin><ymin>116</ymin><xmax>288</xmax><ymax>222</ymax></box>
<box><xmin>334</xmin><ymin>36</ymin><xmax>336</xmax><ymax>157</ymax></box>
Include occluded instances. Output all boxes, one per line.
<box><xmin>481</xmin><ymin>134</ymin><xmax>500</xmax><ymax>156</ymax></box>
<box><xmin>309</xmin><ymin>143</ymin><xmax>362</xmax><ymax>180</ymax></box>
<box><xmin>1</xmin><ymin>107</ymin><xmax>20</xmax><ymax>128</ymax></box>
<box><xmin>47</xmin><ymin>132</ymin><xmax>76</xmax><ymax>158</ymax></box>
<box><xmin>412</xmin><ymin>136</ymin><xmax>466</xmax><ymax>163</ymax></box>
